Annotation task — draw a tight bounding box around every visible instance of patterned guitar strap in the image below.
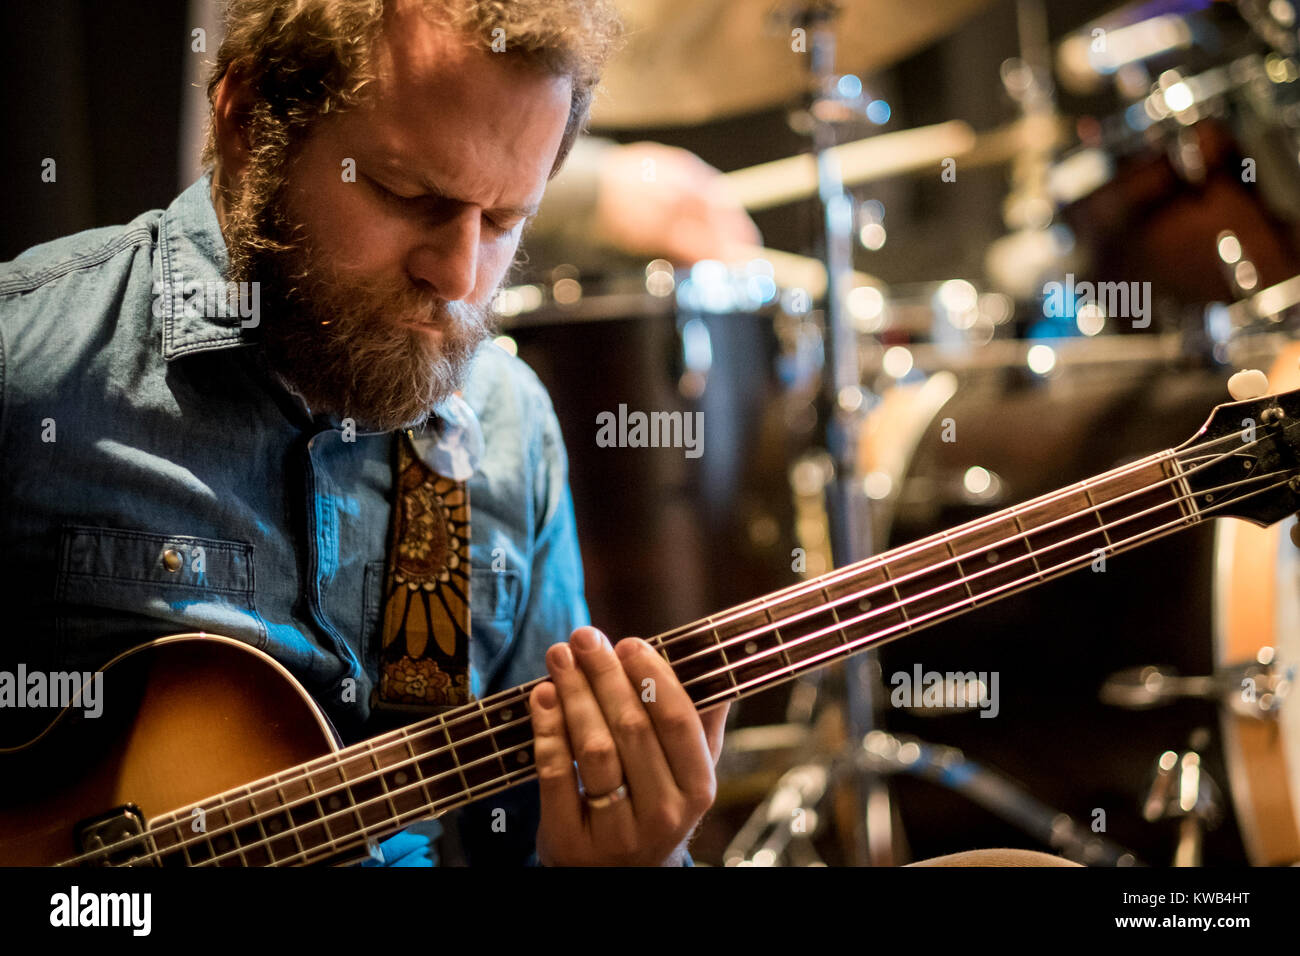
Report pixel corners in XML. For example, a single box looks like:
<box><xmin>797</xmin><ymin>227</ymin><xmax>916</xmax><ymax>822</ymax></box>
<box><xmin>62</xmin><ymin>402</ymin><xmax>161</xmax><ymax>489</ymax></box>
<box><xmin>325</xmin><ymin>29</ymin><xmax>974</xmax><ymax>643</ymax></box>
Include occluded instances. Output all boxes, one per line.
<box><xmin>374</xmin><ymin>427</ymin><xmax>473</xmax><ymax>712</ymax></box>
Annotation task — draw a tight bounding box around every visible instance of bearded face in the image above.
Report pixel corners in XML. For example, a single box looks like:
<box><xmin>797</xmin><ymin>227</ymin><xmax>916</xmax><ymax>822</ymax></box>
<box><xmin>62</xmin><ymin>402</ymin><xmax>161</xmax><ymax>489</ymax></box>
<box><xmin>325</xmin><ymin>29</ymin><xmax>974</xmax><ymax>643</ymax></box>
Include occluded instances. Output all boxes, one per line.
<box><xmin>211</xmin><ymin>18</ymin><xmax>571</xmax><ymax>432</ymax></box>
<box><xmin>223</xmin><ymin>145</ymin><xmax>493</xmax><ymax>432</ymax></box>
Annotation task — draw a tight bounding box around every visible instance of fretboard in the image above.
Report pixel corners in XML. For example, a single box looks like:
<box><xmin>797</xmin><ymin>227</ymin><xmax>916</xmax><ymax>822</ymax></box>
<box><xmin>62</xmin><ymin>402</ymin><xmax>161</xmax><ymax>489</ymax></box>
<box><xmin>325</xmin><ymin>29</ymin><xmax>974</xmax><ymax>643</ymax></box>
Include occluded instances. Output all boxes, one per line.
<box><xmin>142</xmin><ymin>449</ymin><xmax>1200</xmax><ymax>866</ymax></box>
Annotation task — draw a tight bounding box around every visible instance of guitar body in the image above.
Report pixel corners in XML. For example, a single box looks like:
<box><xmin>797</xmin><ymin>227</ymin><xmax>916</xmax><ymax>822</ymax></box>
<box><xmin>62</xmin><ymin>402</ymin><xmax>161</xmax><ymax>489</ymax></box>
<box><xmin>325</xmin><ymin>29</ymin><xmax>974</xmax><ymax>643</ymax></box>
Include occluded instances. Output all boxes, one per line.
<box><xmin>0</xmin><ymin>635</ymin><xmax>340</xmax><ymax>866</ymax></box>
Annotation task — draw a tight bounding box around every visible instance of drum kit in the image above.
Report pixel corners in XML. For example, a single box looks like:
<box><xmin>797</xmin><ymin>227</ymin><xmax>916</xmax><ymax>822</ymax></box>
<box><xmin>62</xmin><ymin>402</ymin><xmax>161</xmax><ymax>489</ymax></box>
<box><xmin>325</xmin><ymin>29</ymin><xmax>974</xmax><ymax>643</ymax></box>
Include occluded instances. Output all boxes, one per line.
<box><xmin>496</xmin><ymin>0</ymin><xmax>1300</xmax><ymax>866</ymax></box>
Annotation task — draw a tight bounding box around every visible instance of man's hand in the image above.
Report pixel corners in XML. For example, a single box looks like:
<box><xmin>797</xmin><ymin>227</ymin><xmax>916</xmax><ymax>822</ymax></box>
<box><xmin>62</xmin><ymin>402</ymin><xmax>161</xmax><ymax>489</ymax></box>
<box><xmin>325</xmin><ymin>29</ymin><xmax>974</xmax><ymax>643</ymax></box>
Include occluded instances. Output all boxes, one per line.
<box><xmin>528</xmin><ymin>626</ymin><xmax>729</xmax><ymax>865</ymax></box>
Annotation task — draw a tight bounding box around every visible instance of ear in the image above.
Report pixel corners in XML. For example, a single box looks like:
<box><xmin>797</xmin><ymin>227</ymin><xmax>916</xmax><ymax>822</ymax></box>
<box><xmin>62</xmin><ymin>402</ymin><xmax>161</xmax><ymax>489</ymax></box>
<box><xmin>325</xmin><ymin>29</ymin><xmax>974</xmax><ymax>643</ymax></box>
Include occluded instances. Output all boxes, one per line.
<box><xmin>211</xmin><ymin>59</ymin><xmax>258</xmax><ymax>184</ymax></box>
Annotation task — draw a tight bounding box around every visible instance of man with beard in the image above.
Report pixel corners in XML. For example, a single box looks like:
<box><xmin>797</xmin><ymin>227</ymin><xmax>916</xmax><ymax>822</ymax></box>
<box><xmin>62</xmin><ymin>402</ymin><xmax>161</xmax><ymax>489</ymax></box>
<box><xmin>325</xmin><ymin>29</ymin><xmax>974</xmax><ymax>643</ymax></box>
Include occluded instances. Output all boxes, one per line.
<box><xmin>0</xmin><ymin>0</ymin><xmax>727</xmax><ymax>867</ymax></box>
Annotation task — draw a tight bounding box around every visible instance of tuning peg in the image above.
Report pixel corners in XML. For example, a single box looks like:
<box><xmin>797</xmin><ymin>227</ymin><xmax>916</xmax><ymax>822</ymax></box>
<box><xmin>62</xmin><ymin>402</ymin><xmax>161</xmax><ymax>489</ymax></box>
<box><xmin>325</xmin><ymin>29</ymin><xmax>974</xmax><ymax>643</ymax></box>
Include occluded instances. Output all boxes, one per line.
<box><xmin>1227</xmin><ymin>369</ymin><xmax>1270</xmax><ymax>401</ymax></box>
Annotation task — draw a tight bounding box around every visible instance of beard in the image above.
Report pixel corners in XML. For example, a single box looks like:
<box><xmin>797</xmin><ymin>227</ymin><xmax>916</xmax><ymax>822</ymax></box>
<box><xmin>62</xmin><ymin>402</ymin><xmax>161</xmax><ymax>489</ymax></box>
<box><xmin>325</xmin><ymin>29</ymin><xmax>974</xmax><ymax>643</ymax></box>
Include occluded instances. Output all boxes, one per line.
<box><xmin>222</xmin><ymin>145</ymin><xmax>493</xmax><ymax>432</ymax></box>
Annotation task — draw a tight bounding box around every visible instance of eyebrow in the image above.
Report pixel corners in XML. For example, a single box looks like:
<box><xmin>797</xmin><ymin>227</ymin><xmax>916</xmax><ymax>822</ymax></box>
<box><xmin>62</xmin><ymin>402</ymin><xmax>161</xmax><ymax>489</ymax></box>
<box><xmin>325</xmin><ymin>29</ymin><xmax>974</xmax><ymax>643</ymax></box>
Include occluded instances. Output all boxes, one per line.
<box><xmin>372</xmin><ymin>155</ymin><xmax>541</xmax><ymax>220</ymax></box>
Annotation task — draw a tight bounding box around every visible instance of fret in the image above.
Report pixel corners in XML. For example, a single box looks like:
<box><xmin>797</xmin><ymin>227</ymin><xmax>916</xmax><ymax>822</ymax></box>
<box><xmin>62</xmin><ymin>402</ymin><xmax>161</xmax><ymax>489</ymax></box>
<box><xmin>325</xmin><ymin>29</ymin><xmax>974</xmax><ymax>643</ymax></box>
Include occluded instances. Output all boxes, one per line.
<box><xmin>338</xmin><ymin>749</ymin><xmax>391</xmax><ymax>831</ymax></box>
<box><xmin>410</xmin><ymin>721</ymin><xmax>464</xmax><ymax>813</ymax></box>
<box><xmin>765</xmin><ymin>586</ymin><xmax>849</xmax><ymax>668</ymax></box>
<box><xmin>175</xmin><ymin>802</ymin><xmax>220</xmax><ymax>866</ymax></box>
<box><xmin>713</xmin><ymin>611</ymin><xmax>783</xmax><ymax>689</ymax></box>
<box><xmin>1081</xmin><ymin>483</ymin><xmax>1113</xmax><ymax>548</ymax></box>
<box><xmin>884</xmin><ymin>540</ymin><xmax>971</xmax><ymax>622</ymax></box>
<box><xmin>150</xmin><ymin>804</ymin><xmax>235</xmax><ymax>867</ymax></box>
<box><xmin>1016</xmin><ymin>487</ymin><xmax>1111</xmax><ymax>574</ymax></box>
<box><xmin>148</xmin><ymin>819</ymin><xmax>191</xmax><ymax>867</ymax></box>
<box><xmin>822</xmin><ymin>564</ymin><xmax>907</xmax><ymax>641</ymax></box>
<box><xmin>658</xmin><ymin>622</ymin><xmax>735</xmax><ymax>707</ymax></box>
<box><xmin>486</xmin><ymin>695</ymin><xmax>535</xmax><ymax>773</ymax></box>
<box><xmin>300</xmin><ymin>767</ymin><xmax>359</xmax><ymax>854</ymax></box>
<box><xmin>880</xmin><ymin>563</ymin><xmax>907</xmax><ymax>621</ymax></box>
<box><xmin>365</xmin><ymin>743</ymin><xmax>398</xmax><ymax>827</ymax></box>
<box><xmin>942</xmin><ymin>532</ymin><xmax>976</xmax><ymax>602</ymax></box>
<box><xmin>477</xmin><ymin>698</ymin><xmax>512</xmax><ymax>783</ymax></box>
<box><xmin>212</xmin><ymin>803</ymin><xmax>249</xmax><ymax>867</ymax></box>
<box><xmin>208</xmin><ymin>793</ymin><xmax>264</xmax><ymax>867</ymax></box>
<box><xmin>713</xmin><ymin>621</ymin><xmax>744</xmax><ymax>693</ymax></box>
<box><xmin>402</xmin><ymin>734</ymin><xmax>434</xmax><ymax>811</ymax></box>
<box><xmin>265</xmin><ymin>780</ymin><xmax>306</xmax><ymax>862</ymax></box>
<box><xmin>1087</xmin><ymin>459</ymin><xmax>1185</xmax><ymax>542</ymax></box>
<box><xmin>238</xmin><ymin>786</ymin><xmax>276</xmax><ymax>867</ymax></box>
<box><xmin>1010</xmin><ymin>511</ymin><xmax>1044</xmax><ymax>579</ymax></box>
<box><xmin>948</xmin><ymin>514</ymin><xmax>1038</xmax><ymax>602</ymax></box>
<box><xmin>370</xmin><ymin>738</ymin><xmax>428</xmax><ymax>820</ymax></box>
<box><xmin>444</xmin><ymin>706</ymin><xmax>500</xmax><ymax>790</ymax></box>
<box><xmin>821</xmin><ymin>584</ymin><xmax>850</xmax><ymax>647</ymax></box>
<box><xmin>439</xmin><ymin>717</ymin><xmax>473</xmax><ymax>799</ymax></box>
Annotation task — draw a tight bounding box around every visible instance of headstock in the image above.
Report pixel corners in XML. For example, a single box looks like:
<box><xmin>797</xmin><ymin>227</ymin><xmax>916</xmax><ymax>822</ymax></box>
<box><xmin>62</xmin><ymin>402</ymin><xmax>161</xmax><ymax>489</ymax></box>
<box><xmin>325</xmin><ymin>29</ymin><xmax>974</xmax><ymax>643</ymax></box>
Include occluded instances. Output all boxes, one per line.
<box><xmin>1175</xmin><ymin>377</ymin><xmax>1300</xmax><ymax>527</ymax></box>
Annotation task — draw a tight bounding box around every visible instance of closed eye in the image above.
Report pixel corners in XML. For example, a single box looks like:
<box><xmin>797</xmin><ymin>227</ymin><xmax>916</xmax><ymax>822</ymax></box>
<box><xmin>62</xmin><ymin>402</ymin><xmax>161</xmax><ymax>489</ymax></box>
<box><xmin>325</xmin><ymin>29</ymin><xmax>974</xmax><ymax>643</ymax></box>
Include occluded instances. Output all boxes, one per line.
<box><xmin>365</xmin><ymin>174</ymin><xmax>528</xmax><ymax>234</ymax></box>
<box><xmin>365</xmin><ymin>175</ymin><xmax>419</xmax><ymax>205</ymax></box>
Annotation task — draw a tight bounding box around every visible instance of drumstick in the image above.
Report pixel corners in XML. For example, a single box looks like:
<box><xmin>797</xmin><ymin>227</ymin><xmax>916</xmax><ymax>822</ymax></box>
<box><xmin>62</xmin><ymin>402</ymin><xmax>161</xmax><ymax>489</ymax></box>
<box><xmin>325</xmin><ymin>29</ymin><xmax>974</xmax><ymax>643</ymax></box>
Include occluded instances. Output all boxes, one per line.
<box><xmin>722</xmin><ymin>115</ymin><xmax>1068</xmax><ymax>212</ymax></box>
<box><xmin>731</xmin><ymin>244</ymin><xmax>881</xmax><ymax>300</ymax></box>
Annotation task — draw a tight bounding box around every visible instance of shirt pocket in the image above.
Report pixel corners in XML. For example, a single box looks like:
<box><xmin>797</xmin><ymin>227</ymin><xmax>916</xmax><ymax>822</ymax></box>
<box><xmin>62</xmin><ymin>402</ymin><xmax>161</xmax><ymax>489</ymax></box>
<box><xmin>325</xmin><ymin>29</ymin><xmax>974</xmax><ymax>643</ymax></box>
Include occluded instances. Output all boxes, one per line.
<box><xmin>361</xmin><ymin>562</ymin><xmax>521</xmax><ymax>694</ymax></box>
<box><xmin>469</xmin><ymin>566</ymin><xmax>522</xmax><ymax>693</ymax></box>
<box><xmin>55</xmin><ymin>525</ymin><xmax>267</xmax><ymax>670</ymax></box>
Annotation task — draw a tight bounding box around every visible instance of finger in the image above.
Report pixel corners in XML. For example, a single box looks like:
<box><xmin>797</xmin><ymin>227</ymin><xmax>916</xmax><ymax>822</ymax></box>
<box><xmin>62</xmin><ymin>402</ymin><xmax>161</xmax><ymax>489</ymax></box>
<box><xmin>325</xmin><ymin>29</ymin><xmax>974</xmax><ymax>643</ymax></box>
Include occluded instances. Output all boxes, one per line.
<box><xmin>545</xmin><ymin>634</ymin><xmax>625</xmax><ymax>796</ymax></box>
<box><xmin>528</xmin><ymin>680</ymin><xmax>585</xmax><ymax>843</ymax></box>
<box><xmin>570</xmin><ymin>628</ymin><xmax>679</xmax><ymax>819</ymax></box>
<box><xmin>700</xmin><ymin>701</ymin><xmax>730</xmax><ymax>763</ymax></box>
<box><xmin>551</xmin><ymin>631</ymin><xmax>642</xmax><ymax>857</ymax></box>
<box><xmin>614</xmin><ymin>637</ymin><xmax>717</xmax><ymax>809</ymax></box>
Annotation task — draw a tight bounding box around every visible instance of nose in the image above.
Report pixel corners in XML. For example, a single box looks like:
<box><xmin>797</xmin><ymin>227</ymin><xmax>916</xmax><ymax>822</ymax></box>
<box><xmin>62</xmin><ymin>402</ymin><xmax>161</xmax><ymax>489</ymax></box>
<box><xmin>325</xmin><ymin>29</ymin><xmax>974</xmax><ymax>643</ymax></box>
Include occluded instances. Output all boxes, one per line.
<box><xmin>406</xmin><ymin>205</ymin><xmax>479</xmax><ymax>303</ymax></box>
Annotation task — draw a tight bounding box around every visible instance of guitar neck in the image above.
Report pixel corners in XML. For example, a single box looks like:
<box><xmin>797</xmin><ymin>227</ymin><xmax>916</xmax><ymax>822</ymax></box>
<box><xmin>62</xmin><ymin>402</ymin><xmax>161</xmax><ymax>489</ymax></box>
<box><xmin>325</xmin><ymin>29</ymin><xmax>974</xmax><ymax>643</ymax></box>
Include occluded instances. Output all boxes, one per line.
<box><xmin>147</xmin><ymin>447</ymin><xmax>1205</xmax><ymax>865</ymax></box>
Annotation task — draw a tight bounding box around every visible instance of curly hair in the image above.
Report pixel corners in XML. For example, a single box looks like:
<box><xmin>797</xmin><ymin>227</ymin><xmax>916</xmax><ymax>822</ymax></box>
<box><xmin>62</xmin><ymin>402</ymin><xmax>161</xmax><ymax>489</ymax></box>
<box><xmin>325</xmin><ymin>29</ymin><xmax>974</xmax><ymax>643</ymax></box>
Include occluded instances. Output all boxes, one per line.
<box><xmin>201</xmin><ymin>0</ymin><xmax>622</xmax><ymax>175</ymax></box>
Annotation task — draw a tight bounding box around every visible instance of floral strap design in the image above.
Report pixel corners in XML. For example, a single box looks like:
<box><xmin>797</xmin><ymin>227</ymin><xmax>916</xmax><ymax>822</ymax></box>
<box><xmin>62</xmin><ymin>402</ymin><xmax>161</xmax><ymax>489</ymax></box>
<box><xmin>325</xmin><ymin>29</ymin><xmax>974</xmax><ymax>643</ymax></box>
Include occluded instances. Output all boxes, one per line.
<box><xmin>374</xmin><ymin>429</ymin><xmax>472</xmax><ymax>711</ymax></box>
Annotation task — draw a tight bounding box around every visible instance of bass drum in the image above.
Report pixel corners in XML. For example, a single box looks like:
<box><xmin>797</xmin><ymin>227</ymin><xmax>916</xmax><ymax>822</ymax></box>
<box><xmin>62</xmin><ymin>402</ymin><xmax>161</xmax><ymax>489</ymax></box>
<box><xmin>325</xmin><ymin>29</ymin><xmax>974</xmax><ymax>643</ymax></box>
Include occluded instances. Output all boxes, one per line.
<box><xmin>866</xmin><ymin>353</ymin><xmax>1259</xmax><ymax>866</ymax></box>
<box><xmin>1214</xmin><ymin>342</ymin><xmax>1300</xmax><ymax>865</ymax></box>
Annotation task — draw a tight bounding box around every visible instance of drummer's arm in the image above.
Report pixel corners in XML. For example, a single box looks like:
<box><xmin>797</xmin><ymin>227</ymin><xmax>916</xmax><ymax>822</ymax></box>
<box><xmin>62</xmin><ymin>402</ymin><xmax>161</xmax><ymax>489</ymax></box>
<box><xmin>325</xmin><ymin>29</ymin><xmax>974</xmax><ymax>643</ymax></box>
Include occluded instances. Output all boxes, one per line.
<box><xmin>526</xmin><ymin>136</ymin><xmax>761</xmax><ymax>267</ymax></box>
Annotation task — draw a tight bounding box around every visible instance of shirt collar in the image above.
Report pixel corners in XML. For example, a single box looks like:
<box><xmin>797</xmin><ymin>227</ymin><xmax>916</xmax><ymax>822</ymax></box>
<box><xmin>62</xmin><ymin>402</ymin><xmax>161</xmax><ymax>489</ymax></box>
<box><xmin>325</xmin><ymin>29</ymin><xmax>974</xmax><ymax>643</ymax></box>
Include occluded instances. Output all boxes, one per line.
<box><xmin>157</xmin><ymin>172</ymin><xmax>249</xmax><ymax>362</ymax></box>
<box><xmin>156</xmin><ymin>171</ymin><xmax>483</xmax><ymax>478</ymax></box>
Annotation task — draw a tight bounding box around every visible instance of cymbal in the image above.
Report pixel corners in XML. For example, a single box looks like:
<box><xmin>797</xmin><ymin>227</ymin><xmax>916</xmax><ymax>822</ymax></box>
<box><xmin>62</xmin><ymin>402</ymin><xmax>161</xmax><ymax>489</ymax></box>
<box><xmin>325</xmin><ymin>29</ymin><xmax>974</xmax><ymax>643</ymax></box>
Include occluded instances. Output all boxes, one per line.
<box><xmin>590</xmin><ymin>0</ymin><xmax>995</xmax><ymax>128</ymax></box>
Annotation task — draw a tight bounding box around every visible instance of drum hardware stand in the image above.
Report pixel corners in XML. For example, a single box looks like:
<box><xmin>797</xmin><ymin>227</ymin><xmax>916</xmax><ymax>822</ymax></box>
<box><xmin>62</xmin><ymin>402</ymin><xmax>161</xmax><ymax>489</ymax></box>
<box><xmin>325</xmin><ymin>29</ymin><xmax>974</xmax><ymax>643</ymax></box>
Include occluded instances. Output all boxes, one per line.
<box><xmin>1140</xmin><ymin>728</ymin><xmax>1224</xmax><ymax>867</ymax></box>
<box><xmin>856</xmin><ymin>731</ymin><xmax>1141</xmax><ymax>866</ymax></box>
<box><xmin>723</xmin><ymin>760</ymin><xmax>833</xmax><ymax>867</ymax></box>
<box><xmin>788</xmin><ymin>0</ymin><xmax>900</xmax><ymax>867</ymax></box>
<box><xmin>1100</xmin><ymin>657</ymin><xmax>1292</xmax><ymax>718</ymax></box>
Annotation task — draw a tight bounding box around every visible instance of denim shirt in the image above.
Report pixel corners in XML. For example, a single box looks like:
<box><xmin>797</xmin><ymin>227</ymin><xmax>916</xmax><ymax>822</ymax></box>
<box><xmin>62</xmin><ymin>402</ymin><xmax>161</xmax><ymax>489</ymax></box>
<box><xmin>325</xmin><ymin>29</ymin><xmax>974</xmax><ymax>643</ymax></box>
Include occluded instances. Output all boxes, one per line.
<box><xmin>0</xmin><ymin>174</ymin><xmax>590</xmax><ymax>865</ymax></box>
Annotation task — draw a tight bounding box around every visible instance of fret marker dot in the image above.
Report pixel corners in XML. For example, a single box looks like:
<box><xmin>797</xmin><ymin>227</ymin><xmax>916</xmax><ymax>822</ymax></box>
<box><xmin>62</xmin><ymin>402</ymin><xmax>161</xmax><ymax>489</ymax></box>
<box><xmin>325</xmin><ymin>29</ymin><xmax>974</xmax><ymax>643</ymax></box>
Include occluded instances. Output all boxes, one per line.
<box><xmin>744</xmin><ymin>640</ymin><xmax>757</xmax><ymax>655</ymax></box>
<box><xmin>501</xmin><ymin>709</ymin><xmax>512</xmax><ymax>721</ymax></box>
<box><xmin>395</xmin><ymin>771</ymin><xmax>408</xmax><ymax>785</ymax></box>
<box><xmin>517</xmin><ymin>751</ymin><xmax>529</xmax><ymax>763</ymax></box>
<box><xmin>859</xmin><ymin>597</ymin><xmax>872</xmax><ymax>611</ymax></box>
<box><xmin>328</xmin><ymin>796</ymin><xmax>342</xmax><ymax>810</ymax></box>
<box><xmin>987</xmin><ymin>551</ymin><xmax>999</xmax><ymax>564</ymax></box>
<box><xmin>269</xmin><ymin>819</ymin><xmax>281</xmax><ymax>833</ymax></box>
